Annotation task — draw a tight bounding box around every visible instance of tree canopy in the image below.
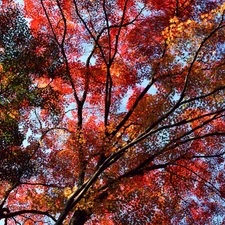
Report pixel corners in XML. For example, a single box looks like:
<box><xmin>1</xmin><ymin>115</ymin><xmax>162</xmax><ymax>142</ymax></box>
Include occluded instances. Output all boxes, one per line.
<box><xmin>1</xmin><ymin>0</ymin><xmax>225</xmax><ymax>224</ymax></box>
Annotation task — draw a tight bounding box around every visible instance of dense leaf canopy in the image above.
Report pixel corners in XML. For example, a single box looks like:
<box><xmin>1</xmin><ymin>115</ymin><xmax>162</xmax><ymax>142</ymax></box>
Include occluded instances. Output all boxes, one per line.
<box><xmin>1</xmin><ymin>0</ymin><xmax>225</xmax><ymax>224</ymax></box>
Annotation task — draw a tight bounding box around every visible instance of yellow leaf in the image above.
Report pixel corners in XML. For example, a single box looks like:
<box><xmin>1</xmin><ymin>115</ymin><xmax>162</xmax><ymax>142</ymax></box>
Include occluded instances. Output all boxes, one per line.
<box><xmin>63</xmin><ymin>187</ymin><xmax>72</xmax><ymax>198</ymax></box>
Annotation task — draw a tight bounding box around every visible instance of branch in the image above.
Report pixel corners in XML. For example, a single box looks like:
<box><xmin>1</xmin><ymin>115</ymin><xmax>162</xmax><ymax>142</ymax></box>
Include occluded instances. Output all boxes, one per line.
<box><xmin>181</xmin><ymin>85</ymin><xmax>225</xmax><ymax>105</ymax></box>
<box><xmin>170</xmin><ymin>163</ymin><xmax>225</xmax><ymax>199</ymax></box>
<box><xmin>189</xmin><ymin>152</ymin><xmax>225</xmax><ymax>159</ymax></box>
<box><xmin>0</xmin><ymin>183</ymin><xmax>18</xmax><ymax>209</ymax></box>
<box><xmin>73</xmin><ymin>0</ymin><xmax>107</xmax><ymax>65</ymax></box>
<box><xmin>120</xmin><ymin>162</ymin><xmax>170</xmax><ymax>179</ymax></box>
<box><xmin>20</xmin><ymin>182</ymin><xmax>62</xmax><ymax>188</ymax></box>
<box><xmin>55</xmin><ymin>8</ymin><xmax>225</xmax><ymax>225</ymax></box>
<box><xmin>135</xmin><ymin>18</ymin><xmax>225</xmax><ymax>141</ymax></box>
<box><xmin>40</xmin><ymin>0</ymin><xmax>59</xmax><ymax>46</ymax></box>
<box><xmin>55</xmin><ymin>0</ymin><xmax>67</xmax><ymax>47</ymax></box>
<box><xmin>103</xmin><ymin>0</ymin><xmax>111</xmax><ymax>61</ymax></box>
<box><xmin>0</xmin><ymin>210</ymin><xmax>56</xmax><ymax>222</ymax></box>
<box><xmin>139</xmin><ymin>108</ymin><xmax>225</xmax><ymax>144</ymax></box>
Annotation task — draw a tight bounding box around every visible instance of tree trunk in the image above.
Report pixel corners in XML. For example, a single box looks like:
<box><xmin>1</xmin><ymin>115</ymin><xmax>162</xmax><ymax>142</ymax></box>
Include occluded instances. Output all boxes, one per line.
<box><xmin>69</xmin><ymin>209</ymin><xmax>88</xmax><ymax>225</ymax></box>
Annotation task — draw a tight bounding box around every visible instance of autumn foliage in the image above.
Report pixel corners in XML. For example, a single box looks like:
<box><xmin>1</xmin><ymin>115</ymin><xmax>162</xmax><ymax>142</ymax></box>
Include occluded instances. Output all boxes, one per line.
<box><xmin>1</xmin><ymin>0</ymin><xmax>225</xmax><ymax>224</ymax></box>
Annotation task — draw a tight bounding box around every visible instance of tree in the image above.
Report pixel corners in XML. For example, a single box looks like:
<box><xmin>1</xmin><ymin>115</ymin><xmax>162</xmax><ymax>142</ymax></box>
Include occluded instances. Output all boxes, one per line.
<box><xmin>1</xmin><ymin>0</ymin><xmax>225</xmax><ymax>224</ymax></box>
<box><xmin>0</xmin><ymin>5</ymin><xmax>62</xmax><ymax>224</ymax></box>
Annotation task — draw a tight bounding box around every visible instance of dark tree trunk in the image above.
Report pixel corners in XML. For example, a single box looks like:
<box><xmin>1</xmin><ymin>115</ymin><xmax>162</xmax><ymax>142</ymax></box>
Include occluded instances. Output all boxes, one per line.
<box><xmin>69</xmin><ymin>209</ymin><xmax>88</xmax><ymax>225</ymax></box>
